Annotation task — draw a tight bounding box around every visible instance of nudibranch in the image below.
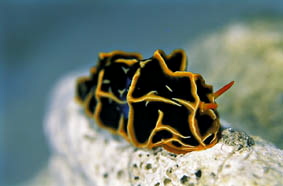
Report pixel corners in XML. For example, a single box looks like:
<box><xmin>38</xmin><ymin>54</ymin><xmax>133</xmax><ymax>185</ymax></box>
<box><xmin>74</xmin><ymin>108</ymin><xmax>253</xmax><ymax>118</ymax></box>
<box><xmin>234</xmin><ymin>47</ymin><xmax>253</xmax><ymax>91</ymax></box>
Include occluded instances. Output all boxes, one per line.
<box><xmin>75</xmin><ymin>49</ymin><xmax>234</xmax><ymax>154</ymax></box>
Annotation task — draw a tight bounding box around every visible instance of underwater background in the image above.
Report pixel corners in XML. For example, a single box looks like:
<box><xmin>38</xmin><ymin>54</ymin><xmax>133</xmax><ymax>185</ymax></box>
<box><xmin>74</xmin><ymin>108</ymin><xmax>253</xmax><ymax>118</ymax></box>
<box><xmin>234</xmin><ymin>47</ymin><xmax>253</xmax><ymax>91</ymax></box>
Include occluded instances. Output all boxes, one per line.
<box><xmin>1</xmin><ymin>1</ymin><xmax>283</xmax><ymax>185</ymax></box>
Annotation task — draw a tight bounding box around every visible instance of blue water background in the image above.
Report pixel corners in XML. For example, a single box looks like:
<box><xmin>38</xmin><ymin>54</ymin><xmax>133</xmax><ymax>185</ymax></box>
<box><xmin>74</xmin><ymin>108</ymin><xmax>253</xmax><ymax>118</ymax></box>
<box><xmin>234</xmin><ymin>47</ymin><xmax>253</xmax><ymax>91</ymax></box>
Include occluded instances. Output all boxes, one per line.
<box><xmin>1</xmin><ymin>1</ymin><xmax>283</xmax><ymax>185</ymax></box>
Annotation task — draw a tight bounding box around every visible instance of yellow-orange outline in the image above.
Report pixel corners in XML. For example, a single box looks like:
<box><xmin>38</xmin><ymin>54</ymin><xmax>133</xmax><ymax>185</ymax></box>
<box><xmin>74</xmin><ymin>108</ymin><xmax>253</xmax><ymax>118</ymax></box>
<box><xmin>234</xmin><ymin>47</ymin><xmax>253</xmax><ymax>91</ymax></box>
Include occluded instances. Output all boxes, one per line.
<box><xmin>76</xmin><ymin>49</ymin><xmax>227</xmax><ymax>154</ymax></box>
<box><xmin>156</xmin><ymin>49</ymin><xmax>187</xmax><ymax>72</ymax></box>
<box><xmin>166</xmin><ymin>49</ymin><xmax>187</xmax><ymax>71</ymax></box>
<box><xmin>126</xmin><ymin>50</ymin><xmax>220</xmax><ymax>153</ymax></box>
<box><xmin>75</xmin><ymin>77</ymin><xmax>91</xmax><ymax>105</ymax></box>
<box><xmin>194</xmin><ymin>74</ymin><xmax>215</xmax><ymax>103</ymax></box>
<box><xmin>75</xmin><ymin>67</ymin><xmax>97</xmax><ymax>105</ymax></box>
<box><xmin>93</xmin><ymin>56</ymin><xmax>140</xmax><ymax>136</ymax></box>
<box><xmin>127</xmin><ymin>50</ymin><xmax>199</xmax><ymax>146</ymax></box>
<box><xmin>99</xmin><ymin>51</ymin><xmax>143</xmax><ymax>61</ymax></box>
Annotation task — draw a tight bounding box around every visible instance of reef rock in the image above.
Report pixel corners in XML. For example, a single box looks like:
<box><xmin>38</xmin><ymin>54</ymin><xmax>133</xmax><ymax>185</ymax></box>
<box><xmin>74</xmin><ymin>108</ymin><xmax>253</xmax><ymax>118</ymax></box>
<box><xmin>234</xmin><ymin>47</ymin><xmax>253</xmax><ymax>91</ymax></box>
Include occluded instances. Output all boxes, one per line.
<box><xmin>42</xmin><ymin>73</ymin><xmax>283</xmax><ymax>186</ymax></box>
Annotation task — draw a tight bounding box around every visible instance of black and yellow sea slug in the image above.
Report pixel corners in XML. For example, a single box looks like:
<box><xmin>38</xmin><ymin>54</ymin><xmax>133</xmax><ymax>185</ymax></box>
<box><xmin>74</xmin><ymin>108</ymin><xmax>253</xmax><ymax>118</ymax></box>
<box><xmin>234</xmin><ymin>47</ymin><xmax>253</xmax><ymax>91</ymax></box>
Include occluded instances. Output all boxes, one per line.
<box><xmin>75</xmin><ymin>49</ymin><xmax>234</xmax><ymax>154</ymax></box>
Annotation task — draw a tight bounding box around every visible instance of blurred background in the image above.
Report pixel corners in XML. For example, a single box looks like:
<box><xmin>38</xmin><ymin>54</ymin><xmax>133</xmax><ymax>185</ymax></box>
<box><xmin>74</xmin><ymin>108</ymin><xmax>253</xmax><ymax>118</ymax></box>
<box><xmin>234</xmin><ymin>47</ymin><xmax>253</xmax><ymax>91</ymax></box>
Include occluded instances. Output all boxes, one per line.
<box><xmin>1</xmin><ymin>1</ymin><xmax>283</xmax><ymax>185</ymax></box>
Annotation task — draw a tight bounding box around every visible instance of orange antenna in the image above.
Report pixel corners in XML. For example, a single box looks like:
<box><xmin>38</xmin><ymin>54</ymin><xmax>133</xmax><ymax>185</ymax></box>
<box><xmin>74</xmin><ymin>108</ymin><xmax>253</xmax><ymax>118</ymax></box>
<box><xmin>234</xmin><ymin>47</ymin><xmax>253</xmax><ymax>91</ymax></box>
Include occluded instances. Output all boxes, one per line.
<box><xmin>200</xmin><ymin>102</ymin><xmax>218</xmax><ymax>111</ymax></box>
<box><xmin>213</xmin><ymin>81</ymin><xmax>234</xmax><ymax>99</ymax></box>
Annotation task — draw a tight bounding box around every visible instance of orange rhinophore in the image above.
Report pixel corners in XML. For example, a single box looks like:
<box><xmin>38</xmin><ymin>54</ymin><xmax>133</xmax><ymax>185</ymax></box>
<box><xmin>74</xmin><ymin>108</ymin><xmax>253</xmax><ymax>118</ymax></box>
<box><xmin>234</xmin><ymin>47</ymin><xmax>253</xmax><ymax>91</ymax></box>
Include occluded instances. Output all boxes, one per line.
<box><xmin>213</xmin><ymin>81</ymin><xmax>235</xmax><ymax>99</ymax></box>
<box><xmin>75</xmin><ymin>49</ymin><xmax>234</xmax><ymax>154</ymax></box>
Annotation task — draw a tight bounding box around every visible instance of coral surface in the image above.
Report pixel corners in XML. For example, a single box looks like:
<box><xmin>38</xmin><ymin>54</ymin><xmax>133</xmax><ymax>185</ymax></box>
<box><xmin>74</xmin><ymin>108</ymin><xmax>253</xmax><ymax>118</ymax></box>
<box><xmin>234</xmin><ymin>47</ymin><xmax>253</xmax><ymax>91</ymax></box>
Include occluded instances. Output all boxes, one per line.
<box><xmin>40</xmin><ymin>73</ymin><xmax>283</xmax><ymax>186</ymax></box>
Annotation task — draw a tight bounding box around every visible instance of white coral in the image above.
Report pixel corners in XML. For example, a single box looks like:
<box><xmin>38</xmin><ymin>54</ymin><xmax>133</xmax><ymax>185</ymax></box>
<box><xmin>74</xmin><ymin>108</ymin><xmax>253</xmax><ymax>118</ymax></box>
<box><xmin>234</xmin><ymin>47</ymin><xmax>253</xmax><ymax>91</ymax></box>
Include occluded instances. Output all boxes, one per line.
<box><xmin>40</xmin><ymin>73</ymin><xmax>283</xmax><ymax>186</ymax></box>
